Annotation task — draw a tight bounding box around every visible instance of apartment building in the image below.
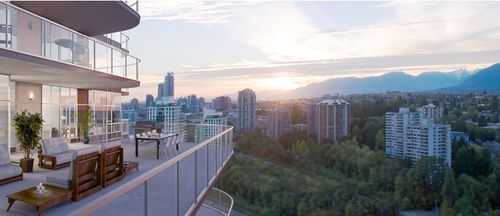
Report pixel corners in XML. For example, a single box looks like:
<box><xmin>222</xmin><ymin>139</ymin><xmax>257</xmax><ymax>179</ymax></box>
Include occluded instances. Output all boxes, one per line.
<box><xmin>385</xmin><ymin>107</ymin><xmax>451</xmax><ymax>166</ymax></box>
<box><xmin>267</xmin><ymin>108</ymin><xmax>292</xmax><ymax>141</ymax></box>
<box><xmin>237</xmin><ymin>88</ymin><xmax>256</xmax><ymax>133</ymax></box>
<box><xmin>212</xmin><ymin>96</ymin><xmax>231</xmax><ymax>113</ymax></box>
<box><xmin>316</xmin><ymin>99</ymin><xmax>349</xmax><ymax>144</ymax></box>
<box><xmin>306</xmin><ymin>103</ymin><xmax>316</xmax><ymax>136</ymax></box>
<box><xmin>197</xmin><ymin>108</ymin><xmax>227</xmax><ymax>142</ymax></box>
<box><xmin>0</xmin><ymin>1</ymin><xmax>141</xmax><ymax>151</ymax></box>
<box><xmin>406</xmin><ymin>123</ymin><xmax>451</xmax><ymax>166</ymax></box>
<box><xmin>147</xmin><ymin>103</ymin><xmax>182</xmax><ymax>135</ymax></box>
<box><xmin>417</xmin><ymin>103</ymin><xmax>444</xmax><ymax>123</ymax></box>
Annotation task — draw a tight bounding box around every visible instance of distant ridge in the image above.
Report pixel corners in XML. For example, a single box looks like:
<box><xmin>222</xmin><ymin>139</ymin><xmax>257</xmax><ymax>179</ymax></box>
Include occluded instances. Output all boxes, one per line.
<box><xmin>434</xmin><ymin>63</ymin><xmax>500</xmax><ymax>93</ymax></box>
<box><xmin>273</xmin><ymin>69</ymin><xmax>472</xmax><ymax>99</ymax></box>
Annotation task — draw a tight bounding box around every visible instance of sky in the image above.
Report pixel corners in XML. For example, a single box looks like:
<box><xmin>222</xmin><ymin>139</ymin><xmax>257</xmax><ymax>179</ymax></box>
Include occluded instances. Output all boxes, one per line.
<box><xmin>124</xmin><ymin>1</ymin><xmax>500</xmax><ymax>101</ymax></box>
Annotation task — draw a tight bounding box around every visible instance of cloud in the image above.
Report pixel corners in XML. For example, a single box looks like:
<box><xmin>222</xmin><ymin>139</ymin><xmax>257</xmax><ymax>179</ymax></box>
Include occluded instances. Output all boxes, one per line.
<box><xmin>138</xmin><ymin>0</ymin><xmax>255</xmax><ymax>24</ymax></box>
<box><xmin>126</xmin><ymin>1</ymin><xmax>500</xmax><ymax>100</ymax></box>
<box><xmin>226</xmin><ymin>2</ymin><xmax>500</xmax><ymax>62</ymax></box>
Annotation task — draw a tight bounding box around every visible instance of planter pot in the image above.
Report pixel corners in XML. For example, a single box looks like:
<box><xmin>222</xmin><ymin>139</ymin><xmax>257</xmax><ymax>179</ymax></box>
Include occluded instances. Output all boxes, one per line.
<box><xmin>83</xmin><ymin>137</ymin><xmax>90</xmax><ymax>144</ymax></box>
<box><xmin>20</xmin><ymin>158</ymin><xmax>34</xmax><ymax>173</ymax></box>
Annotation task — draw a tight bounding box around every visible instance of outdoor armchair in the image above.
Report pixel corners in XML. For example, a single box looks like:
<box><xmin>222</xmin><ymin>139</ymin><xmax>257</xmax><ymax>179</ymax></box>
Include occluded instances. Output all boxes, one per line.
<box><xmin>0</xmin><ymin>144</ymin><xmax>23</xmax><ymax>185</ymax></box>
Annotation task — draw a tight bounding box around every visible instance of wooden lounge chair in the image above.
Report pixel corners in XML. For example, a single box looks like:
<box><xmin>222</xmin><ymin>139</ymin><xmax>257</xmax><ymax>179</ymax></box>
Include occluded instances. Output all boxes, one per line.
<box><xmin>99</xmin><ymin>141</ymin><xmax>124</xmax><ymax>187</ymax></box>
<box><xmin>0</xmin><ymin>144</ymin><xmax>22</xmax><ymax>185</ymax></box>
<box><xmin>39</xmin><ymin>137</ymin><xmax>73</xmax><ymax>170</ymax></box>
<box><xmin>45</xmin><ymin>146</ymin><xmax>102</xmax><ymax>201</ymax></box>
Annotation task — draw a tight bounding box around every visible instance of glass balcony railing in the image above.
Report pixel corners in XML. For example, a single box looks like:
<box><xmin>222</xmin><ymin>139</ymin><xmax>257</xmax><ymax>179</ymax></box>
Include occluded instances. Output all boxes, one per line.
<box><xmin>123</xmin><ymin>0</ymin><xmax>139</xmax><ymax>13</ymax></box>
<box><xmin>201</xmin><ymin>187</ymin><xmax>234</xmax><ymax>216</ymax></box>
<box><xmin>70</xmin><ymin>124</ymin><xmax>234</xmax><ymax>216</ymax></box>
<box><xmin>0</xmin><ymin>2</ymin><xmax>140</xmax><ymax>81</ymax></box>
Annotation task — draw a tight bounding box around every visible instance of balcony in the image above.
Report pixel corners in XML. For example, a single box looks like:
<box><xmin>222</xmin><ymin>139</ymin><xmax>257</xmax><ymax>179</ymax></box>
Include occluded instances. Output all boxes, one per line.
<box><xmin>10</xmin><ymin>1</ymin><xmax>140</xmax><ymax>36</ymax></box>
<box><xmin>0</xmin><ymin>124</ymin><xmax>234</xmax><ymax>216</ymax></box>
<box><xmin>197</xmin><ymin>188</ymin><xmax>234</xmax><ymax>216</ymax></box>
<box><xmin>0</xmin><ymin>2</ymin><xmax>140</xmax><ymax>90</ymax></box>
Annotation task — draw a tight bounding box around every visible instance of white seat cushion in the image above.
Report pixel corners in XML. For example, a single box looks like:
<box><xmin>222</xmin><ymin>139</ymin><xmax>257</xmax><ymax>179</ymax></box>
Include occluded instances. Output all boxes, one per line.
<box><xmin>75</xmin><ymin>146</ymin><xmax>100</xmax><ymax>156</ymax></box>
<box><xmin>0</xmin><ymin>144</ymin><xmax>10</xmax><ymax>165</ymax></box>
<box><xmin>0</xmin><ymin>164</ymin><xmax>22</xmax><ymax>180</ymax></box>
<box><xmin>42</xmin><ymin>137</ymin><xmax>70</xmax><ymax>155</ymax></box>
<box><xmin>97</xmin><ymin>141</ymin><xmax>122</xmax><ymax>152</ymax></box>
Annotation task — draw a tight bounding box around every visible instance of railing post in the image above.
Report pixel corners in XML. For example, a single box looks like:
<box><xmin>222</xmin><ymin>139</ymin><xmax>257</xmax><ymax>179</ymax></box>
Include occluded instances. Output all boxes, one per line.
<box><xmin>206</xmin><ymin>143</ymin><xmax>209</xmax><ymax>185</ymax></box>
<box><xmin>215</xmin><ymin>138</ymin><xmax>218</xmax><ymax>173</ymax></box>
<box><xmin>110</xmin><ymin>47</ymin><xmax>113</xmax><ymax>74</ymax></box>
<box><xmin>144</xmin><ymin>180</ymin><xmax>148</xmax><ymax>216</ymax></box>
<box><xmin>194</xmin><ymin>150</ymin><xmax>198</xmax><ymax>202</ymax></box>
<box><xmin>176</xmin><ymin>161</ymin><xmax>180</xmax><ymax>216</ymax></box>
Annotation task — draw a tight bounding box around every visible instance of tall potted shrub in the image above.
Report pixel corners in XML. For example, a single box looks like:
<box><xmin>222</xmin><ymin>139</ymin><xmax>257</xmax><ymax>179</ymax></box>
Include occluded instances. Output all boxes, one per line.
<box><xmin>78</xmin><ymin>107</ymin><xmax>94</xmax><ymax>144</ymax></box>
<box><xmin>13</xmin><ymin>110</ymin><xmax>44</xmax><ymax>173</ymax></box>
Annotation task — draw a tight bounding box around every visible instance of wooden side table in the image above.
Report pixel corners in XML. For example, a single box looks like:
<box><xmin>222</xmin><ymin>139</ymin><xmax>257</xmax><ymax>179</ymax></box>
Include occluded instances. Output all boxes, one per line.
<box><xmin>6</xmin><ymin>184</ymin><xmax>72</xmax><ymax>216</ymax></box>
<box><xmin>124</xmin><ymin>161</ymin><xmax>139</xmax><ymax>175</ymax></box>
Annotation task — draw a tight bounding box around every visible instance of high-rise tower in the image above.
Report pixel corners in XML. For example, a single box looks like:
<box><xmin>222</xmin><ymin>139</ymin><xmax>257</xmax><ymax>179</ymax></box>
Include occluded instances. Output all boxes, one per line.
<box><xmin>237</xmin><ymin>88</ymin><xmax>256</xmax><ymax>133</ymax></box>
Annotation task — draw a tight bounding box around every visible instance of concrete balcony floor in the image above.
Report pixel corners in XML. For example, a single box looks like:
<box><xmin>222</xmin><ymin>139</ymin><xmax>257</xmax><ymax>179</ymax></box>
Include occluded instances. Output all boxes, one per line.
<box><xmin>0</xmin><ymin>138</ymin><xmax>226</xmax><ymax>215</ymax></box>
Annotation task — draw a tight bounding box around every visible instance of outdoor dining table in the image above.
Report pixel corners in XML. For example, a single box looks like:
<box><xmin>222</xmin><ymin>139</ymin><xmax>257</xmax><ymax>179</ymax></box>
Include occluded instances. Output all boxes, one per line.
<box><xmin>135</xmin><ymin>133</ymin><xmax>177</xmax><ymax>159</ymax></box>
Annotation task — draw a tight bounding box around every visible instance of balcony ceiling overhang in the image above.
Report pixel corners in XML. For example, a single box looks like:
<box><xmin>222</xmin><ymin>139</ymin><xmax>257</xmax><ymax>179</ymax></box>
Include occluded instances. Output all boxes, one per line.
<box><xmin>11</xmin><ymin>1</ymin><xmax>140</xmax><ymax>36</ymax></box>
<box><xmin>0</xmin><ymin>48</ymin><xmax>140</xmax><ymax>90</ymax></box>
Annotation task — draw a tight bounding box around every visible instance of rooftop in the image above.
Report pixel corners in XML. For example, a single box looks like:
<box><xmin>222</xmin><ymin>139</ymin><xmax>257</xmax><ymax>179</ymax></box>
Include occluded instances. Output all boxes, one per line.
<box><xmin>318</xmin><ymin>99</ymin><xmax>349</xmax><ymax>105</ymax></box>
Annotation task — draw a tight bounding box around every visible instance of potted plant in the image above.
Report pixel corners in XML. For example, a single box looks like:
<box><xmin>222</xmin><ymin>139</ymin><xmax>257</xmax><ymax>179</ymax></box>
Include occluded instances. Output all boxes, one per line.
<box><xmin>78</xmin><ymin>106</ymin><xmax>94</xmax><ymax>144</ymax></box>
<box><xmin>13</xmin><ymin>110</ymin><xmax>44</xmax><ymax>173</ymax></box>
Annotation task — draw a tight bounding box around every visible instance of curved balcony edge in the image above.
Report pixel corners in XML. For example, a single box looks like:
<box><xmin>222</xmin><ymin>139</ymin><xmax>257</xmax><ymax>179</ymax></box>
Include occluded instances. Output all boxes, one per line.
<box><xmin>11</xmin><ymin>1</ymin><xmax>140</xmax><ymax>36</ymax></box>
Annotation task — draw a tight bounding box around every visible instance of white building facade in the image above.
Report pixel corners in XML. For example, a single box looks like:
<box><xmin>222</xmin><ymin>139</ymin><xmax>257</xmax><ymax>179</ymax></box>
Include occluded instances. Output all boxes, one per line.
<box><xmin>385</xmin><ymin>107</ymin><xmax>451</xmax><ymax>166</ymax></box>
<box><xmin>147</xmin><ymin>103</ymin><xmax>183</xmax><ymax>135</ymax></box>
<box><xmin>197</xmin><ymin>109</ymin><xmax>227</xmax><ymax>142</ymax></box>
<box><xmin>417</xmin><ymin>103</ymin><xmax>444</xmax><ymax>123</ymax></box>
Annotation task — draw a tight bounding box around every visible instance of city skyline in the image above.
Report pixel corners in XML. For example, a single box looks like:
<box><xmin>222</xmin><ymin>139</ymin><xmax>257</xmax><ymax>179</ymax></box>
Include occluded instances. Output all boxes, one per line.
<box><xmin>124</xmin><ymin>1</ymin><xmax>500</xmax><ymax>99</ymax></box>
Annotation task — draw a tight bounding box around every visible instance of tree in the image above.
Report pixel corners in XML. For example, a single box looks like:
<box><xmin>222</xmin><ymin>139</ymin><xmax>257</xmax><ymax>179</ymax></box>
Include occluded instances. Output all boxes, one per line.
<box><xmin>374</xmin><ymin>129</ymin><xmax>385</xmax><ymax>150</ymax></box>
<box><xmin>454</xmin><ymin>146</ymin><xmax>492</xmax><ymax>179</ymax></box>
<box><xmin>454</xmin><ymin>174</ymin><xmax>491</xmax><ymax>214</ymax></box>
<box><xmin>441</xmin><ymin>168</ymin><xmax>458</xmax><ymax>206</ymax></box>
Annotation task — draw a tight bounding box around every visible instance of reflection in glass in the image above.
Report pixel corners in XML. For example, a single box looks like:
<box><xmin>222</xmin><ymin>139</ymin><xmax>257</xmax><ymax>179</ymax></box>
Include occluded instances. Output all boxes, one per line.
<box><xmin>73</xmin><ymin>34</ymin><xmax>93</xmax><ymax>69</ymax></box>
<box><xmin>0</xmin><ymin>3</ymin><xmax>7</xmax><ymax>48</ymax></box>
<box><xmin>7</xmin><ymin>7</ymin><xmax>42</xmax><ymax>55</ymax></box>
<box><xmin>44</xmin><ymin>22</ymin><xmax>73</xmax><ymax>64</ymax></box>
<box><xmin>113</xmin><ymin>49</ymin><xmax>125</xmax><ymax>76</ymax></box>
<box><xmin>95</xmin><ymin>42</ymin><xmax>112</xmax><ymax>73</ymax></box>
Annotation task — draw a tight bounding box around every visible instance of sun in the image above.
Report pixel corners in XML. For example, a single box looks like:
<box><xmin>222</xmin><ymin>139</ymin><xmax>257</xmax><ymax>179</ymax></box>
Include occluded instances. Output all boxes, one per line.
<box><xmin>258</xmin><ymin>77</ymin><xmax>301</xmax><ymax>91</ymax></box>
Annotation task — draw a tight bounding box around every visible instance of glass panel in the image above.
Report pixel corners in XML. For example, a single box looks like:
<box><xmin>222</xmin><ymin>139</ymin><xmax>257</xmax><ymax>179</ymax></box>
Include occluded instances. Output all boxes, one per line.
<box><xmin>113</xmin><ymin>49</ymin><xmax>125</xmax><ymax>76</ymax></box>
<box><xmin>73</xmin><ymin>34</ymin><xmax>94</xmax><ymax>69</ymax></box>
<box><xmin>44</xmin><ymin>22</ymin><xmax>73</xmax><ymax>63</ymax></box>
<box><xmin>41</xmin><ymin>103</ymin><xmax>52</xmax><ymax>138</ymax></box>
<box><xmin>0</xmin><ymin>75</ymin><xmax>9</xmax><ymax>146</ymax></box>
<box><xmin>95</xmin><ymin>42</ymin><xmax>111</xmax><ymax>73</ymax></box>
<box><xmin>0</xmin><ymin>102</ymin><xmax>8</xmax><ymax>145</ymax></box>
<box><xmin>0</xmin><ymin>3</ymin><xmax>7</xmax><ymax>48</ymax></box>
<box><xmin>127</xmin><ymin>56</ymin><xmax>137</xmax><ymax>79</ymax></box>
<box><xmin>51</xmin><ymin>103</ymin><xmax>60</xmax><ymax>137</ymax></box>
<box><xmin>0</xmin><ymin>75</ymin><xmax>8</xmax><ymax>101</ymax></box>
<box><xmin>60</xmin><ymin>87</ymin><xmax>77</xmax><ymax>140</ymax></box>
<box><xmin>51</xmin><ymin>86</ymin><xmax>60</xmax><ymax>105</ymax></box>
<box><xmin>42</xmin><ymin>85</ymin><xmax>51</xmax><ymax>103</ymax></box>
<box><xmin>9</xmin><ymin>81</ymin><xmax>16</xmax><ymax>150</ymax></box>
<box><xmin>42</xmin><ymin>85</ymin><xmax>62</xmax><ymax>138</ymax></box>
<box><xmin>8</xmin><ymin>7</ymin><xmax>42</xmax><ymax>55</ymax></box>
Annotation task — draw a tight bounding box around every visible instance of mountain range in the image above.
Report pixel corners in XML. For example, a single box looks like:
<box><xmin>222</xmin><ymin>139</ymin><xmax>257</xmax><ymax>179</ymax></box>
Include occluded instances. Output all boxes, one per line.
<box><xmin>271</xmin><ymin>63</ymin><xmax>500</xmax><ymax>99</ymax></box>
